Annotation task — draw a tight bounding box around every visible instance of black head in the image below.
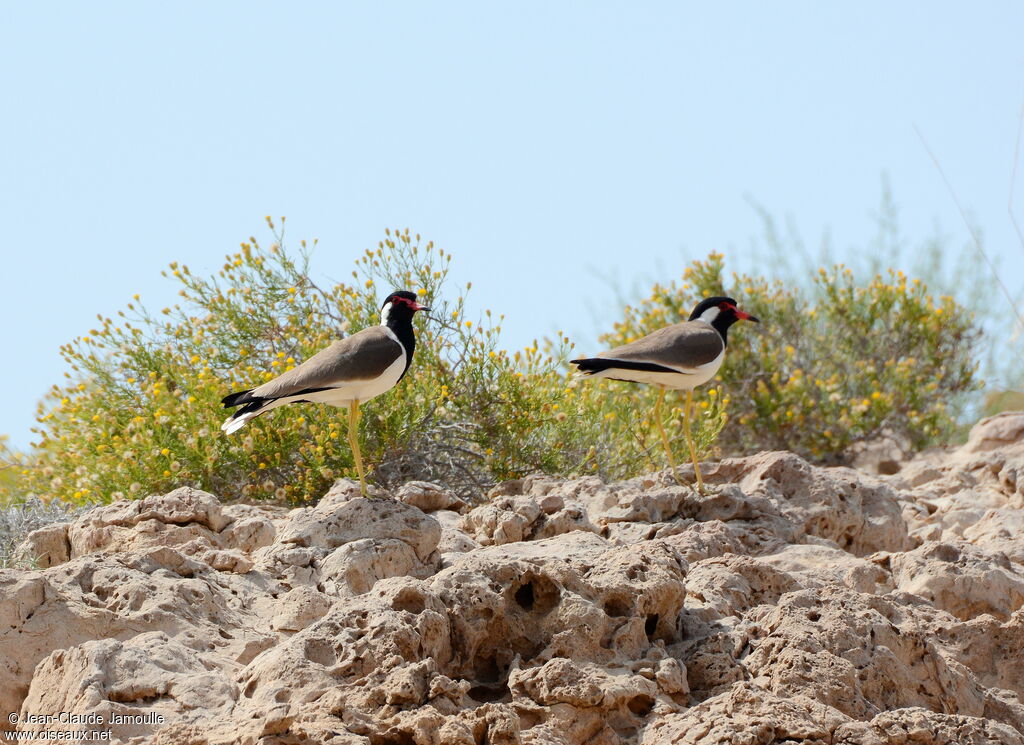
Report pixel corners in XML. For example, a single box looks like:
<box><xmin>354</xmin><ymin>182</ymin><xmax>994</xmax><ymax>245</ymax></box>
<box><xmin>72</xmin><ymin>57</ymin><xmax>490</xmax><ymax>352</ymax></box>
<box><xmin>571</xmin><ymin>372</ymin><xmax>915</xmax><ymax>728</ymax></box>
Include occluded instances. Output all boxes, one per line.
<box><xmin>380</xmin><ymin>290</ymin><xmax>430</xmax><ymax>328</ymax></box>
<box><xmin>689</xmin><ymin>296</ymin><xmax>759</xmax><ymax>343</ymax></box>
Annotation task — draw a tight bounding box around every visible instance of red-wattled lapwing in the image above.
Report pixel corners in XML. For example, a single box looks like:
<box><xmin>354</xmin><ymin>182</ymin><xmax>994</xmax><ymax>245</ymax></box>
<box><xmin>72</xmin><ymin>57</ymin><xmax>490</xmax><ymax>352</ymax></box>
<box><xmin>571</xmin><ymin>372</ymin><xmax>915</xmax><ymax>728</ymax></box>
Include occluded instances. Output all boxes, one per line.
<box><xmin>570</xmin><ymin>296</ymin><xmax>759</xmax><ymax>491</ymax></box>
<box><xmin>220</xmin><ymin>290</ymin><xmax>430</xmax><ymax>496</ymax></box>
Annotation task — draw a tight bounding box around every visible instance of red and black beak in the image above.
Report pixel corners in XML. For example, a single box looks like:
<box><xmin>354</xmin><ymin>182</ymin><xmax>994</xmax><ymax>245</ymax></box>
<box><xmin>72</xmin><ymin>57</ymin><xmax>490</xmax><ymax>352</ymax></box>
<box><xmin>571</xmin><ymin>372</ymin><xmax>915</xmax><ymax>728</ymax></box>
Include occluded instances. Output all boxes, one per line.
<box><xmin>735</xmin><ymin>308</ymin><xmax>760</xmax><ymax>323</ymax></box>
<box><xmin>412</xmin><ymin>301</ymin><xmax>430</xmax><ymax>312</ymax></box>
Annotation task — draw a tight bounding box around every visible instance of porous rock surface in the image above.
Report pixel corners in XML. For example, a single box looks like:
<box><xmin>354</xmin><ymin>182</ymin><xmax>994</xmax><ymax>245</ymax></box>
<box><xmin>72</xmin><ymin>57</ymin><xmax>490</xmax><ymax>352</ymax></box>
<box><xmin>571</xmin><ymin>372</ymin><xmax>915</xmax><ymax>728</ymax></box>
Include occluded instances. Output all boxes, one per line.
<box><xmin>2</xmin><ymin>412</ymin><xmax>1023</xmax><ymax>744</ymax></box>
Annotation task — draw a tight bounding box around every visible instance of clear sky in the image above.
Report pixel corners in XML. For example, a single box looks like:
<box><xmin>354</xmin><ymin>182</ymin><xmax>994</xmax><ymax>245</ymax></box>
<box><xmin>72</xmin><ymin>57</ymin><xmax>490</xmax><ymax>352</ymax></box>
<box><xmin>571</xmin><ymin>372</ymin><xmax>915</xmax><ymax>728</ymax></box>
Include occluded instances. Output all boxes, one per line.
<box><xmin>2</xmin><ymin>2</ymin><xmax>1023</xmax><ymax>449</ymax></box>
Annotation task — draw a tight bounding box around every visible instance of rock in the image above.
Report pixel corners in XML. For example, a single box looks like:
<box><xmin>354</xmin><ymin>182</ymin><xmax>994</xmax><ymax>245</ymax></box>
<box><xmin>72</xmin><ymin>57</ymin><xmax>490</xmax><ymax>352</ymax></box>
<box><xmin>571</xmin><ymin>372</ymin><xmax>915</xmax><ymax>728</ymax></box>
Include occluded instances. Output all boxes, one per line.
<box><xmin>17</xmin><ymin>522</ymin><xmax>70</xmax><ymax>567</ymax></box>
<box><xmin>2</xmin><ymin>415</ymin><xmax>1024</xmax><ymax>743</ymax></box>
<box><xmin>396</xmin><ymin>480</ymin><xmax>467</xmax><ymax>512</ymax></box>
<box><xmin>889</xmin><ymin>541</ymin><xmax>1024</xmax><ymax>621</ymax></box>
<box><xmin>270</xmin><ymin>585</ymin><xmax>333</xmax><ymax>631</ymax></box>
<box><xmin>433</xmin><ymin>509</ymin><xmax>480</xmax><ymax>556</ymax></box>
<box><xmin>756</xmin><ymin>543</ymin><xmax>891</xmax><ymax>594</ymax></box>
<box><xmin>66</xmin><ymin>487</ymin><xmax>228</xmax><ymax>558</ymax></box>
<box><xmin>277</xmin><ymin>492</ymin><xmax>441</xmax><ymax>562</ymax></box>
<box><xmin>20</xmin><ymin>632</ymin><xmax>238</xmax><ymax>742</ymax></box>
<box><xmin>319</xmin><ymin>537</ymin><xmax>424</xmax><ymax>596</ymax></box>
<box><xmin>833</xmin><ymin>707</ymin><xmax>1024</xmax><ymax>745</ymax></box>
<box><xmin>705</xmin><ymin>451</ymin><xmax>914</xmax><ymax>555</ymax></box>
<box><xmin>963</xmin><ymin>412</ymin><xmax>1024</xmax><ymax>455</ymax></box>
<box><xmin>640</xmin><ymin>682</ymin><xmax>846</xmax><ymax>744</ymax></box>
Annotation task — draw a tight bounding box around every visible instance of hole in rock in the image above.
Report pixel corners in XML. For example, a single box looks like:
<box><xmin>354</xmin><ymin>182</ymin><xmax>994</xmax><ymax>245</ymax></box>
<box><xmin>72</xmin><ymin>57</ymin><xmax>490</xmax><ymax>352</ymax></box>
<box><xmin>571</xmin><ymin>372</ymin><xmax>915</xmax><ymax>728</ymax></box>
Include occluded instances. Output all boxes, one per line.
<box><xmin>304</xmin><ymin>638</ymin><xmax>336</xmax><ymax>667</ymax></box>
<box><xmin>933</xmin><ymin>544</ymin><xmax>961</xmax><ymax>563</ymax></box>
<box><xmin>878</xmin><ymin>460</ymin><xmax>901</xmax><ymax>475</ymax></box>
<box><xmin>604</xmin><ymin>598</ymin><xmax>632</xmax><ymax>618</ymax></box>
<box><xmin>369</xmin><ymin>731</ymin><xmax>416</xmax><ymax>745</ymax></box>
<box><xmin>645</xmin><ymin>614</ymin><xmax>660</xmax><ymax>639</ymax></box>
<box><xmin>468</xmin><ymin>683</ymin><xmax>511</xmax><ymax>703</ymax></box>
<box><xmin>475</xmin><ymin>653</ymin><xmax>502</xmax><ymax>683</ymax></box>
<box><xmin>627</xmin><ymin>694</ymin><xmax>655</xmax><ymax>717</ymax></box>
<box><xmin>243</xmin><ymin>680</ymin><xmax>257</xmax><ymax>698</ymax></box>
<box><xmin>510</xmin><ymin>574</ymin><xmax>560</xmax><ymax>615</ymax></box>
<box><xmin>807</xmin><ymin>611</ymin><xmax>821</xmax><ymax>623</ymax></box>
<box><xmin>392</xmin><ymin>588</ymin><xmax>426</xmax><ymax>615</ymax></box>
<box><xmin>514</xmin><ymin>582</ymin><xmax>535</xmax><ymax>611</ymax></box>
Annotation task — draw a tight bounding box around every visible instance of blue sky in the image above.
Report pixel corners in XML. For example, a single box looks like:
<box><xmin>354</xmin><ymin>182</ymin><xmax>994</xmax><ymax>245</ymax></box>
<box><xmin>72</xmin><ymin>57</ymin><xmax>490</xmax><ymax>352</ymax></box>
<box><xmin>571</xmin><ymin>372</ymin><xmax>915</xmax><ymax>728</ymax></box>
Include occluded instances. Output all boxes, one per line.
<box><xmin>2</xmin><ymin>2</ymin><xmax>1023</xmax><ymax>448</ymax></box>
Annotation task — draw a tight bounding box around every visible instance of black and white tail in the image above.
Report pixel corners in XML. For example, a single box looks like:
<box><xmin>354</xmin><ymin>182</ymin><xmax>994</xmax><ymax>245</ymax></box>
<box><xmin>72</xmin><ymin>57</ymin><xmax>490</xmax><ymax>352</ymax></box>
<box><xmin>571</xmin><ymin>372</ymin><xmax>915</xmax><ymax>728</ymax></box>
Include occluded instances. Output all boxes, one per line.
<box><xmin>221</xmin><ymin>389</ymin><xmax>284</xmax><ymax>435</ymax></box>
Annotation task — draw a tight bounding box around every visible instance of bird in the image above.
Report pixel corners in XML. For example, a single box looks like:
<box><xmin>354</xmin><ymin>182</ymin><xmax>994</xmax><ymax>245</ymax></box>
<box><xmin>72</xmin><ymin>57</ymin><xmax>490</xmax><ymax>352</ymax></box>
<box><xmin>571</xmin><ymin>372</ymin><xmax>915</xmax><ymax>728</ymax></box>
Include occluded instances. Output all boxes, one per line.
<box><xmin>569</xmin><ymin>296</ymin><xmax>759</xmax><ymax>491</ymax></box>
<box><xmin>220</xmin><ymin>290</ymin><xmax>430</xmax><ymax>496</ymax></box>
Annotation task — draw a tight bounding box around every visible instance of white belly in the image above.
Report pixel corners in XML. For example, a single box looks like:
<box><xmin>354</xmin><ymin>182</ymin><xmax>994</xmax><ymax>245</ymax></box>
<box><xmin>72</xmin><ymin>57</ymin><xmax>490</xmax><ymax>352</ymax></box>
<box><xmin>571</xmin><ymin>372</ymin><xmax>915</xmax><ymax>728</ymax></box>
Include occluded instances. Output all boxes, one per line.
<box><xmin>592</xmin><ymin>350</ymin><xmax>724</xmax><ymax>390</ymax></box>
<box><xmin>304</xmin><ymin>354</ymin><xmax>407</xmax><ymax>406</ymax></box>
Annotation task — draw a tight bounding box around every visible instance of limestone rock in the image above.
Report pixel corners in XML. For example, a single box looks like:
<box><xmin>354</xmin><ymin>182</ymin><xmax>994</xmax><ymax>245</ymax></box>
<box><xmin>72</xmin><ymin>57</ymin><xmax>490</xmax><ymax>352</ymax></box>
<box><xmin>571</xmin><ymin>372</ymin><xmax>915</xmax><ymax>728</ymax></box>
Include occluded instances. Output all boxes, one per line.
<box><xmin>889</xmin><ymin>541</ymin><xmax>1024</xmax><ymax>621</ymax></box>
<box><xmin>396</xmin><ymin>480</ymin><xmax>467</xmax><ymax>512</ymax></box>
<box><xmin>18</xmin><ymin>521</ymin><xmax>71</xmax><ymax>567</ymax></box>
<box><xmin>2</xmin><ymin>414</ymin><xmax>1024</xmax><ymax>743</ymax></box>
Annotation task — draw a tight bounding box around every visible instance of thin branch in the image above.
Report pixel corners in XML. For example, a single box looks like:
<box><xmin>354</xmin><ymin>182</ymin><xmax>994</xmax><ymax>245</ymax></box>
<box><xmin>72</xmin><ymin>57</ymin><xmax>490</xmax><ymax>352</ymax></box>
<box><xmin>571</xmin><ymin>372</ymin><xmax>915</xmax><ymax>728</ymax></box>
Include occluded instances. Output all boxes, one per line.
<box><xmin>1009</xmin><ymin>96</ymin><xmax>1024</xmax><ymax>256</ymax></box>
<box><xmin>913</xmin><ymin>123</ymin><xmax>1024</xmax><ymax>332</ymax></box>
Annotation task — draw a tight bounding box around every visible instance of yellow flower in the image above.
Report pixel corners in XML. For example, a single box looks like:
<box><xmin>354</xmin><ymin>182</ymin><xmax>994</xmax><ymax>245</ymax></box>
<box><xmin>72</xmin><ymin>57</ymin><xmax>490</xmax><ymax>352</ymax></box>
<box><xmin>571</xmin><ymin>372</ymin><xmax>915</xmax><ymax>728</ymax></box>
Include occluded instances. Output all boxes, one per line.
<box><xmin>161</xmin><ymin>448</ymin><xmax>169</xmax><ymax>455</ymax></box>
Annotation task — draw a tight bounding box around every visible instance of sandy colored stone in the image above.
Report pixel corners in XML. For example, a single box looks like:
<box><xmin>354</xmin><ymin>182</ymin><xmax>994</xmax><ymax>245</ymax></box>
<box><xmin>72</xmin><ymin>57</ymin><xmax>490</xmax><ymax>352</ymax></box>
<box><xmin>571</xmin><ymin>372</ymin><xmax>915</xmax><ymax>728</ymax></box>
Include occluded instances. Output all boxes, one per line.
<box><xmin>889</xmin><ymin>541</ymin><xmax>1024</xmax><ymax>621</ymax></box>
<box><xmin>640</xmin><ymin>682</ymin><xmax>845</xmax><ymax>744</ymax></box>
<box><xmin>833</xmin><ymin>707</ymin><xmax>1024</xmax><ymax>745</ymax></box>
<box><xmin>277</xmin><ymin>487</ymin><xmax>441</xmax><ymax>562</ymax></box>
<box><xmin>396</xmin><ymin>480</ymin><xmax>467</xmax><ymax>512</ymax></box>
<box><xmin>756</xmin><ymin>543</ymin><xmax>892</xmax><ymax>594</ymax></box>
<box><xmin>271</xmin><ymin>585</ymin><xmax>333</xmax><ymax>631</ymax></box>
<box><xmin>3</xmin><ymin>415</ymin><xmax>1024</xmax><ymax>743</ymax></box>
<box><xmin>20</xmin><ymin>632</ymin><xmax>238</xmax><ymax>742</ymax></box>
<box><xmin>17</xmin><ymin>521</ymin><xmax>71</xmax><ymax>567</ymax></box>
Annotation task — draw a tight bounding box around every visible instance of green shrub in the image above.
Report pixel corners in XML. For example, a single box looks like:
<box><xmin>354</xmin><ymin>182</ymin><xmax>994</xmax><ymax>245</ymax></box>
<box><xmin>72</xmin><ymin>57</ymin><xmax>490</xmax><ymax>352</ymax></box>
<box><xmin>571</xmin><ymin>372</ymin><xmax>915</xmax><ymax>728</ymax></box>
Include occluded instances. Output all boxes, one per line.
<box><xmin>605</xmin><ymin>253</ymin><xmax>981</xmax><ymax>460</ymax></box>
<box><xmin>5</xmin><ymin>225</ymin><xmax>979</xmax><ymax>507</ymax></box>
<box><xmin>8</xmin><ymin>223</ymin><xmax>726</xmax><ymax>505</ymax></box>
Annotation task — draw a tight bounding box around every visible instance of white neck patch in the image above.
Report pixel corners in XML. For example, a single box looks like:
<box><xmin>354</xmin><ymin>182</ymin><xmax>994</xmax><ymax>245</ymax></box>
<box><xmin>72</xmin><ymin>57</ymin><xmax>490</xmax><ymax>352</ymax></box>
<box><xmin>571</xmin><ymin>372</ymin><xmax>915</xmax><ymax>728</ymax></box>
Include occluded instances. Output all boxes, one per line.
<box><xmin>379</xmin><ymin>302</ymin><xmax>393</xmax><ymax>326</ymax></box>
<box><xmin>697</xmin><ymin>306</ymin><xmax>721</xmax><ymax>324</ymax></box>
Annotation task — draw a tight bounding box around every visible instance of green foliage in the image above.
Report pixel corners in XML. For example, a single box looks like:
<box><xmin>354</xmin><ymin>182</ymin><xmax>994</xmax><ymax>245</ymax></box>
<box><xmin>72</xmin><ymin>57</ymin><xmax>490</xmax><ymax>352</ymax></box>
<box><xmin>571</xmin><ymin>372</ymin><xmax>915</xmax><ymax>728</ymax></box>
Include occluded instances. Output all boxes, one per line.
<box><xmin>7</xmin><ymin>223</ymin><xmax>726</xmax><ymax>505</ymax></box>
<box><xmin>4</xmin><ymin>219</ymin><xmax>981</xmax><ymax>507</ymax></box>
<box><xmin>607</xmin><ymin>253</ymin><xmax>981</xmax><ymax>460</ymax></box>
<box><xmin>744</xmin><ymin>183</ymin><xmax>1024</xmax><ymax>419</ymax></box>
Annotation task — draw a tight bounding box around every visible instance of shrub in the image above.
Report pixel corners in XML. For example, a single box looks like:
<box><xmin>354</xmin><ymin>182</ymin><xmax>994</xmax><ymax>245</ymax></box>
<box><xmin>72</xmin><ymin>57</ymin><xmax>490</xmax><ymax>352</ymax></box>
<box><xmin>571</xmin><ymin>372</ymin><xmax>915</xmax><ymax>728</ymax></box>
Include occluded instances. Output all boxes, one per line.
<box><xmin>605</xmin><ymin>253</ymin><xmax>981</xmax><ymax>460</ymax></box>
<box><xmin>6</xmin><ymin>225</ymin><xmax>975</xmax><ymax>507</ymax></box>
<box><xmin>0</xmin><ymin>497</ymin><xmax>82</xmax><ymax>568</ymax></box>
<box><xmin>8</xmin><ymin>223</ymin><xmax>726</xmax><ymax>505</ymax></box>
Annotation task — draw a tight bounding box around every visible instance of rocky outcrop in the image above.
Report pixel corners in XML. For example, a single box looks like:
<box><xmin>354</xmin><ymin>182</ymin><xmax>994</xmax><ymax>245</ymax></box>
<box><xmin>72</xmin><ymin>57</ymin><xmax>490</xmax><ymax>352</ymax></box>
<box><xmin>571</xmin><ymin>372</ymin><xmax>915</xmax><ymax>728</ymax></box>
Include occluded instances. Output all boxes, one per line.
<box><xmin>1</xmin><ymin>412</ymin><xmax>1023</xmax><ymax>744</ymax></box>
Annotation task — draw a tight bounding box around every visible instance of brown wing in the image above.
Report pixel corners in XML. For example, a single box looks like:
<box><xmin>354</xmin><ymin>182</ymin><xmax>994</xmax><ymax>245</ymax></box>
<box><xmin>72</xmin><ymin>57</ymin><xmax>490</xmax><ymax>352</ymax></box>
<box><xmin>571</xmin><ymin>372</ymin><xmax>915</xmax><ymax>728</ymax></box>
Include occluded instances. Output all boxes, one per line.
<box><xmin>598</xmin><ymin>321</ymin><xmax>723</xmax><ymax>371</ymax></box>
<box><xmin>250</xmin><ymin>326</ymin><xmax>403</xmax><ymax>399</ymax></box>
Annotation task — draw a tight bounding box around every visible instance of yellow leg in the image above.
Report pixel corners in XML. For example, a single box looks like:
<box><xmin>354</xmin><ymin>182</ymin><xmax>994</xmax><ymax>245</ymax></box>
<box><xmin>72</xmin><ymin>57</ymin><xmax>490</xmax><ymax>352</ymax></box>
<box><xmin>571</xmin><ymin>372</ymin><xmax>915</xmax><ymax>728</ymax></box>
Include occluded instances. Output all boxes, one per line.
<box><xmin>347</xmin><ymin>400</ymin><xmax>367</xmax><ymax>497</ymax></box>
<box><xmin>654</xmin><ymin>388</ymin><xmax>683</xmax><ymax>484</ymax></box>
<box><xmin>683</xmin><ymin>389</ymin><xmax>705</xmax><ymax>492</ymax></box>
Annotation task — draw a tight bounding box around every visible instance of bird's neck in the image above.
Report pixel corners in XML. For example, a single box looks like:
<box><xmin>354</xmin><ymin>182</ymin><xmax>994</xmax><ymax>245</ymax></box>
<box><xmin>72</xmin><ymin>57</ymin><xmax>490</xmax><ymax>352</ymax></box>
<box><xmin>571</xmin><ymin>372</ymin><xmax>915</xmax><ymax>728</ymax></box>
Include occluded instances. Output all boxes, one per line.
<box><xmin>707</xmin><ymin>317</ymin><xmax>733</xmax><ymax>346</ymax></box>
<box><xmin>385</xmin><ymin>316</ymin><xmax>417</xmax><ymax>360</ymax></box>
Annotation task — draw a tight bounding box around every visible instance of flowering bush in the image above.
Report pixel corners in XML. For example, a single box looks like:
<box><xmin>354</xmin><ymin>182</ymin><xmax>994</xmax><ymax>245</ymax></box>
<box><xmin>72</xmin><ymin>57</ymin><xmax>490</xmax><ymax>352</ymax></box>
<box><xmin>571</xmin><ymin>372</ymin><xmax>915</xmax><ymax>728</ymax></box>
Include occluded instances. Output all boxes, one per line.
<box><xmin>7</xmin><ymin>223</ymin><xmax>726</xmax><ymax>505</ymax></box>
<box><xmin>3</xmin><ymin>229</ymin><xmax>978</xmax><ymax>507</ymax></box>
<box><xmin>606</xmin><ymin>253</ymin><xmax>981</xmax><ymax>460</ymax></box>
